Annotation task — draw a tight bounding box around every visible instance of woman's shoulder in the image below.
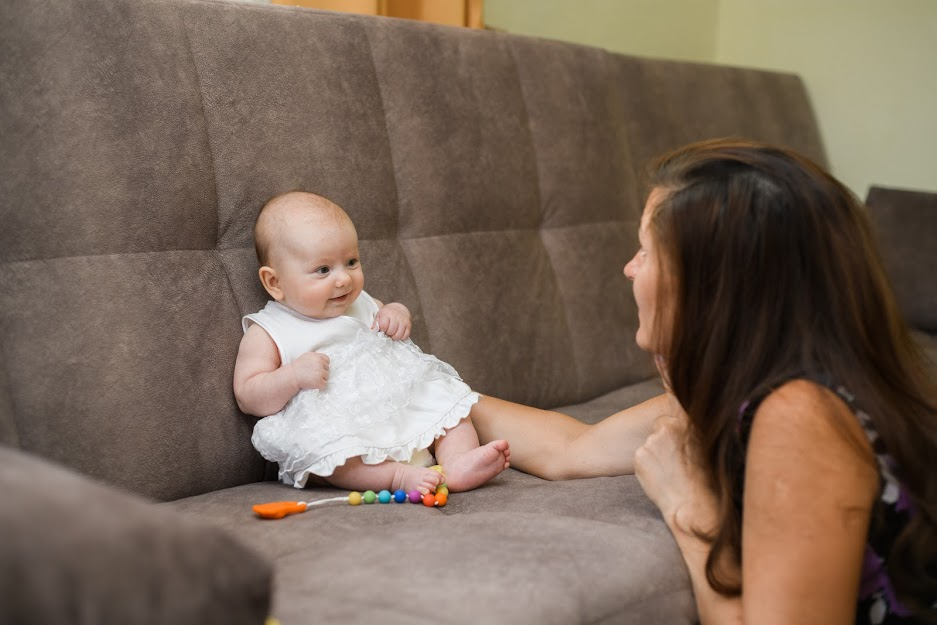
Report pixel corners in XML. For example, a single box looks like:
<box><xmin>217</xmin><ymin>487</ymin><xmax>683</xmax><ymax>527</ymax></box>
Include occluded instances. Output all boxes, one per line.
<box><xmin>751</xmin><ymin>379</ymin><xmax>877</xmax><ymax>474</ymax></box>
<box><xmin>756</xmin><ymin>379</ymin><xmax>861</xmax><ymax>435</ymax></box>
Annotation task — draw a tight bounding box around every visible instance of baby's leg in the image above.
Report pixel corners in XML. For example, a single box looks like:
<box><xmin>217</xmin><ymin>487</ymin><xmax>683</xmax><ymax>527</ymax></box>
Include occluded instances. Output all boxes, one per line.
<box><xmin>434</xmin><ymin>415</ymin><xmax>510</xmax><ymax>492</ymax></box>
<box><xmin>326</xmin><ymin>457</ymin><xmax>444</xmax><ymax>495</ymax></box>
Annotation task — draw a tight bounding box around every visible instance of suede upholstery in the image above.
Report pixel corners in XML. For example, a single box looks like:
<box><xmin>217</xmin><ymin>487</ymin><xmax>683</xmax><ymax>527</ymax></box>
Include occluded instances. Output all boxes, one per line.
<box><xmin>0</xmin><ymin>0</ymin><xmax>863</xmax><ymax>623</ymax></box>
<box><xmin>0</xmin><ymin>446</ymin><xmax>272</xmax><ymax>625</ymax></box>
<box><xmin>866</xmin><ymin>186</ymin><xmax>937</xmax><ymax>333</ymax></box>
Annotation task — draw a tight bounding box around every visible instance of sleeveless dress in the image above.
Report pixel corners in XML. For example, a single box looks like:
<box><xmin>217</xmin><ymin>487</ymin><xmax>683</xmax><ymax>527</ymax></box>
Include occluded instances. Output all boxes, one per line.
<box><xmin>737</xmin><ymin>376</ymin><xmax>936</xmax><ymax>624</ymax></box>
<box><xmin>243</xmin><ymin>292</ymin><xmax>479</xmax><ymax>488</ymax></box>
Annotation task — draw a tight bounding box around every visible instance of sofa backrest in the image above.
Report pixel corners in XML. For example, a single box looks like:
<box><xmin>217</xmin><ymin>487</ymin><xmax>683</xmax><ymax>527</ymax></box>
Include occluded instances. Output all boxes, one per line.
<box><xmin>0</xmin><ymin>0</ymin><xmax>826</xmax><ymax>500</ymax></box>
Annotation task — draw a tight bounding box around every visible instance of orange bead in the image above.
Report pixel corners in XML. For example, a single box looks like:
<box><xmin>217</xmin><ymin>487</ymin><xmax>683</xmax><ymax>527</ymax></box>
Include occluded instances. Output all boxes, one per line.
<box><xmin>422</xmin><ymin>493</ymin><xmax>436</xmax><ymax>507</ymax></box>
<box><xmin>435</xmin><ymin>492</ymin><xmax>448</xmax><ymax>506</ymax></box>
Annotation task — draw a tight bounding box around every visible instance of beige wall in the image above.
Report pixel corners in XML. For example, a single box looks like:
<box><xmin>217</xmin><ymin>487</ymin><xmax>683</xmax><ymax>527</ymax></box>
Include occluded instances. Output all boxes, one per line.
<box><xmin>485</xmin><ymin>0</ymin><xmax>719</xmax><ymax>61</ymax></box>
<box><xmin>485</xmin><ymin>0</ymin><xmax>937</xmax><ymax>198</ymax></box>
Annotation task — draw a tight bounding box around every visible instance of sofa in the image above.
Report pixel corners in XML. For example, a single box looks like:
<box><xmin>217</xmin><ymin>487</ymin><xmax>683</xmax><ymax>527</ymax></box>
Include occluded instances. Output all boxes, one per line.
<box><xmin>3</xmin><ymin>0</ymin><xmax>934</xmax><ymax>623</ymax></box>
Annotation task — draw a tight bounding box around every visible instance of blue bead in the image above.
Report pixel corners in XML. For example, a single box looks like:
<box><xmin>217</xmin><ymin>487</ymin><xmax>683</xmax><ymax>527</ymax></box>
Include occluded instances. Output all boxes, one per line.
<box><xmin>378</xmin><ymin>490</ymin><xmax>392</xmax><ymax>504</ymax></box>
<box><xmin>393</xmin><ymin>489</ymin><xmax>407</xmax><ymax>503</ymax></box>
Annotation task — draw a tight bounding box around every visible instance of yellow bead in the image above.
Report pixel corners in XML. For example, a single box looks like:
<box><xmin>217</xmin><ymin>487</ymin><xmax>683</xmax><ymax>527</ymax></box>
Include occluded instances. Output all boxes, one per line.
<box><xmin>436</xmin><ymin>485</ymin><xmax>449</xmax><ymax>496</ymax></box>
<box><xmin>430</xmin><ymin>464</ymin><xmax>445</xmax><ymax>474</ymax></box>
<box><xmin>348</xmin><ymin>491</ymin><xmax>362</xmax><ymax>505</ymax></box>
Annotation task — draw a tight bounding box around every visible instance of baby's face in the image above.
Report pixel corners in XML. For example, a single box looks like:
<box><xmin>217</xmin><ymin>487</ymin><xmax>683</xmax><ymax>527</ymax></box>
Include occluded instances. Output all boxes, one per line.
<box><xmin>272</xmin><ymin>218</ymin><xmax>364</xmax><ymax>319</ymax></box>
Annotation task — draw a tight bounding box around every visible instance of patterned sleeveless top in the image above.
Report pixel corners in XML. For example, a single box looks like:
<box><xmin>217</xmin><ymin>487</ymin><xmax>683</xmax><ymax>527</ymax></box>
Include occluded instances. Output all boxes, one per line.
<box><xmin>736</xmin><ymin>377</ymin><xmax>935</xmax><ymax>624</ymax></box>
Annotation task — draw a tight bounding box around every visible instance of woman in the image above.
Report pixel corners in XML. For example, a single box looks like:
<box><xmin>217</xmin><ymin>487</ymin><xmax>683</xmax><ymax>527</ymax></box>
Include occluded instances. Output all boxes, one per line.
<box><xmin>472</xmin><ymin>139</ymin><xmax>937</xmax><ymax>624</ymax></box>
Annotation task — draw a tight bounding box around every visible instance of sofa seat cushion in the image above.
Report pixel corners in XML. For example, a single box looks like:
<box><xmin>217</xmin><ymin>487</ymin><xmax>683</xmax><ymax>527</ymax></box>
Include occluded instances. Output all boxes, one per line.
<box><xmin>167</xmin><ymin>380</ymin><xmax>694</xmax><ymax>625</ymax></box>
<box><xmin>0</xmin><ymin>446</ymin><xmax>273</xmax><ymax>625</ymax></box>
<box><xmin>170</xmin><ymin>475</ymin><xmax>694</xmax><ymax>625</ymax></box>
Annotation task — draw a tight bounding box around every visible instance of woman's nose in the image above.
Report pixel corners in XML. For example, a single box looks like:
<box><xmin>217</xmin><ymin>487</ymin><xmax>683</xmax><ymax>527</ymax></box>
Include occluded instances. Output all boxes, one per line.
<box><xmin>623</xmin><ymin>257</ymin><xmax>635</xmax><ymax>281</ymax></box>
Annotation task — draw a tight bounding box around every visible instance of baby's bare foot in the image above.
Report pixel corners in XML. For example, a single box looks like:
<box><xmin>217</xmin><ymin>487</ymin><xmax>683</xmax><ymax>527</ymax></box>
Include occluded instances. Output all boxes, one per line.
<box><xmin>392</xmin><ymin>464</ymin><xmax>445</xmax><ymax>495</ymax></box>
<box><xmin>442</xmin><ymin>440</ymin><xmax>510</xmax><ymax>492</ymax></box>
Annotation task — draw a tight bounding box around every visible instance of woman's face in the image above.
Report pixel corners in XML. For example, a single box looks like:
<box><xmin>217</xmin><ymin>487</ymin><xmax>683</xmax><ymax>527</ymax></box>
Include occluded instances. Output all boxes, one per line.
<box><xmin>624</xmin><ymin>188</ymin><xmax>670</xmax><ymax>353</ymax></box>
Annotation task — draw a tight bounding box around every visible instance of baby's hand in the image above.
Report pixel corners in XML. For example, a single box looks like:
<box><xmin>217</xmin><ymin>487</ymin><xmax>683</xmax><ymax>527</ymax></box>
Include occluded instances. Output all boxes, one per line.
<box><xmin>290</xmin><ymin>352</ymin><xmax>329</xmax><ymax>390</ymax></box>
<box><xmin>373</xmin><ymin>302</ymin><xmax>411</xmax><ymax>341</ymax></box>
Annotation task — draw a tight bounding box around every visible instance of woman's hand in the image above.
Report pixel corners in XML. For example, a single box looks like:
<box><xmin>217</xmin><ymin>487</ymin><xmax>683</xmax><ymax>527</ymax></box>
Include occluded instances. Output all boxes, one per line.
<box><xmin>373</xmin><ymin>302</ymin><xmax>412</xmax><ymax>340</ymax></box>
<box><xmin>635</xmin><ymin>358</ymin><xmax>718</xmax><ymax>531</ymax></box>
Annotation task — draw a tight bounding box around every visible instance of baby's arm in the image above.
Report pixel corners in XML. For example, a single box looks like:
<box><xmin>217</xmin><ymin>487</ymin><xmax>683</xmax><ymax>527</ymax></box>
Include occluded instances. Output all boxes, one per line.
<box><xmin>233</xmin><ymin>324</ymin><xmax>329</xmax><ymax>416</ymax></box>
<box><xmin>371</xmin><ymin>298</ymin><xmax>411</xmax><ymax>341</ymax></box>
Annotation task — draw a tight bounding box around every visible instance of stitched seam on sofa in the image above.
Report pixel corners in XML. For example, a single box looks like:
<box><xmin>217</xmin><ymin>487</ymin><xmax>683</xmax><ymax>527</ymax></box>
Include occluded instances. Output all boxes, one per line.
<box><xmin>362</xmin><ymin>20</ymin><xmax>432</xmax><ymax>343</ymax></box>
<box><xmin>505</xmin><ymin>37</ymin><xmax>545</xmax><ymax>230</ymax></box>
<box><xmin>178</xmin><ymin>6</ymin><xmax>221</xmax><ymax>252</ymax></box>
<box><xmin>0</xmin><ymin>250</ymin><xmax>223</xmax><ymax>268</ymax></box>
<box><xmin>600</xmin><ymin>47</ymin><xmax>644</xmax><ymax>218</ymax></box>
<box><xmin>0</xmin><ymin>331</ymin><xmax>22</xmax><ymax>448</ymax></box>
<box><xmin>386</xmin><ymin>219</ymin><xmax>633</xmax><ymax>240</ymax></box>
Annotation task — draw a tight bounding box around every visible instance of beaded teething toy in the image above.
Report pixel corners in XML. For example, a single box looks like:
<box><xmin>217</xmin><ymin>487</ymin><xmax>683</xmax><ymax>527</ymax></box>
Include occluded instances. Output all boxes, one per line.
<box><xmin>252</xmin><ymin>465</ymin><xmax>449</xmax><ymax>519</ymax></box>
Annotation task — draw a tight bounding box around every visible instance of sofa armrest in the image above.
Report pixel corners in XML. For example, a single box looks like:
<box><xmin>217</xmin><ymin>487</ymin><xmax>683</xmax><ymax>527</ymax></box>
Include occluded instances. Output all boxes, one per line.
<box><xmin>0</xmin><ymin>446</ymin><xmax>272</xmax><ymax>625</ymax></box>
<box><xmin>866</xmin><ymin>185</ymin><xmax>937</xmax><ymax>333</ymax></box>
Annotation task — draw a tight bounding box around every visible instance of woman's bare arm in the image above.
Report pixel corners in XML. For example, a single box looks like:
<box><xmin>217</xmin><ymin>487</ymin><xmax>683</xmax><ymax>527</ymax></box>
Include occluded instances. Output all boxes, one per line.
<box><xmin>737</xmin><ymin>381</ymin><xmax>877</xmax><ymax>625</ymax></box>
<box><xmin>637</xmin><ymin>380</ymin><xmax>879</xmax><ymax>625</ymax></box>
<box><xmin>471</xmin><ymin>393</ymin><xmax>671</xmax><ymax>479</ymax></box>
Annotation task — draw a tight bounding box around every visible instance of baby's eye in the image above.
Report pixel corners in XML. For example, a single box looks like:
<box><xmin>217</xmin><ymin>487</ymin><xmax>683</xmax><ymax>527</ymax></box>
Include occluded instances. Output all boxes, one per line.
<box><xmin>347</xmin><ymin>258</ymin><xmax>359</xmax><ymax>268</ymax></box>
<box><xmin>313</xmin><ymin>266</ymin><xmax>330</xmax><ymax>275</ymax></box>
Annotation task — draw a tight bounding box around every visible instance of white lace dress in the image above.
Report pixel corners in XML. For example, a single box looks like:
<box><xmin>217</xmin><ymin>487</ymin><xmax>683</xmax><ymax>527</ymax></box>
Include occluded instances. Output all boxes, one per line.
<box><xmin>243</xmin><ymin>292</ymin><xmax>479</xmax><ymax>488</ymax></box>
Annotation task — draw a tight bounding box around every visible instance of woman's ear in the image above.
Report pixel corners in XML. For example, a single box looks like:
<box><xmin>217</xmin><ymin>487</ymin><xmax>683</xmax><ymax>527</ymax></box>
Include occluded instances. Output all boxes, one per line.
<box><xmin>258</xmin><ymin>266</ymin><xmax>284</xmax><ymax>301</ymax></box>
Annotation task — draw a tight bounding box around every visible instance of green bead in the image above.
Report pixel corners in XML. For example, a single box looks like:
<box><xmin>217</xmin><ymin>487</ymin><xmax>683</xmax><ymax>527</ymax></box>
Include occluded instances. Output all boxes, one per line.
<box><xmin>363</xmin><ymin>490</ymin><xmax>377</xmax><ymax>504</ymax></box>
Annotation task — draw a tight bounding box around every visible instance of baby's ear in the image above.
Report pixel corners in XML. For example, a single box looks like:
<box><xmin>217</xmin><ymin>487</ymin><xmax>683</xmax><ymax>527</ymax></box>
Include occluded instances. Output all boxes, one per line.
<box><xmin>258</xmin><ymin>266</ymin><xmax>283</xmax><ymax>301</ymax></box>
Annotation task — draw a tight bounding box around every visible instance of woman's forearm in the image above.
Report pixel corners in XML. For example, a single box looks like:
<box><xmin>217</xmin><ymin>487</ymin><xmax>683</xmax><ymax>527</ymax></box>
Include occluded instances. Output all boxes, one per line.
<box><xmin>471</xmin><ymin>395</ymin><xmax>588</xmax><ymax>479</ymax></box>
<box><xmin>472</xmin><ymin>393</ymin><xmax>669</xmax><ymax>480</ymax></box>
<box><xmin>669</xmin><ymin>521</ymin><xmax>742</xmax><ymax>625</ymax></box>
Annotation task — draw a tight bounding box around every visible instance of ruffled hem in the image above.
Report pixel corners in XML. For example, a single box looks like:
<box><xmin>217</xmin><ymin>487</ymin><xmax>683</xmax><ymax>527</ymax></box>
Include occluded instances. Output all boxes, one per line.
<box><xmin>281</xmin><ymin>391</ymin><xmax>480</xmax><ymax>489</ymax></box>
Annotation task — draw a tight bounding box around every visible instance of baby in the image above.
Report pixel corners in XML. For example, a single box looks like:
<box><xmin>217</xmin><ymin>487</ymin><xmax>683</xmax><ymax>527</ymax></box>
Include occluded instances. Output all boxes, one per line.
<box><xmin>233</xmin><ymin>191</ymin><xmax>510</xmax><ymax>495</ymax></box>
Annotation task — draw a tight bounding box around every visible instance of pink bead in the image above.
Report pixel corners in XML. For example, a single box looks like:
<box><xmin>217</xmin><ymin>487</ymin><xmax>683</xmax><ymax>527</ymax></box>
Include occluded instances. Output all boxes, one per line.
<box><xmin>408</xmin><ymin>490</ymin><xmax>422</xmax><ymax>503</ymax></box>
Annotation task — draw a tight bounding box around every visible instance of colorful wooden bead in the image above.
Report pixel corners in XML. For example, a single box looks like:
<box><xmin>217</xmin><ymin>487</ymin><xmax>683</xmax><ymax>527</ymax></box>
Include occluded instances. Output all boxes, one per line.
<box><xmin>408</xmin><ymin>490</ymin><xmax>422</xmax><ymax>503</ymax></box>
<box><xmin>363</xmin><ymin>490</ymin><xmax>377</xmax><ymax>504</ymax></box>
<box><xmin>436</xmin><ymin>485</ymin><xmax>449</xmax><ymax>496</ymax></box>
<box><xmin>348</xmin><ymin>491</ymin><xmax>362</xmax><ymax>506</ymax></box>
<box><xmin>378</xmin><ymin>490</ymin><xmax>392</xmax><ymax>504</ymax></box>
<box><xmin>435</xmin><ymin>492</ymin><xmax>448</xmax><ymax>506</ymax></box>
<box><xmin>393</xmin><ymin>489</ymin><xmax>407</xmax><ymax>503</ymax></box>
<box><xmin>422</xmin><ymin>493</ymin><xmax>437</xmax><ymax>507</ymax></box>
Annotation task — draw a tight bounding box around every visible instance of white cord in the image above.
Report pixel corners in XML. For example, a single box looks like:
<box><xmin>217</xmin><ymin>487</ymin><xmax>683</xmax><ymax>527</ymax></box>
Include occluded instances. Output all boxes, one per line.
<box><xmin>303</xmin><ymin>496</ymin><xmax>350</xmax><ymax>507</ymax></box>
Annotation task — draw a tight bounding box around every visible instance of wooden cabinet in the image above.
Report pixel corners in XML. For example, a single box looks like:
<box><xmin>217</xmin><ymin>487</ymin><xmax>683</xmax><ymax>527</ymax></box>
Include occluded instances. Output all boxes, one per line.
<box><xmin>269</xmin><ymin>0</ymin><xmax>484</xmax><ymax>28</ymax></box>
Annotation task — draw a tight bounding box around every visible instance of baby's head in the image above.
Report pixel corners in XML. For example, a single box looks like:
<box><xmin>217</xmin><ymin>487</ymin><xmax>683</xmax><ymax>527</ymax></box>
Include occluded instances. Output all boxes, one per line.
<box><xmin>254</xmin><ymin>191</ymin><xmax>364</xmax><ymax>319</ymax></box>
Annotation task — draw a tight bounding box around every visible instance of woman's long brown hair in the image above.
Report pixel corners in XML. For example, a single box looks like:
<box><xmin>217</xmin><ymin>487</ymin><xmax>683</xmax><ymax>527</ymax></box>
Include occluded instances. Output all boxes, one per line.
<box><xmin>646</xmin><ymin>138</ymin><xmax>937</xmax><ymax>613</ymax></box>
